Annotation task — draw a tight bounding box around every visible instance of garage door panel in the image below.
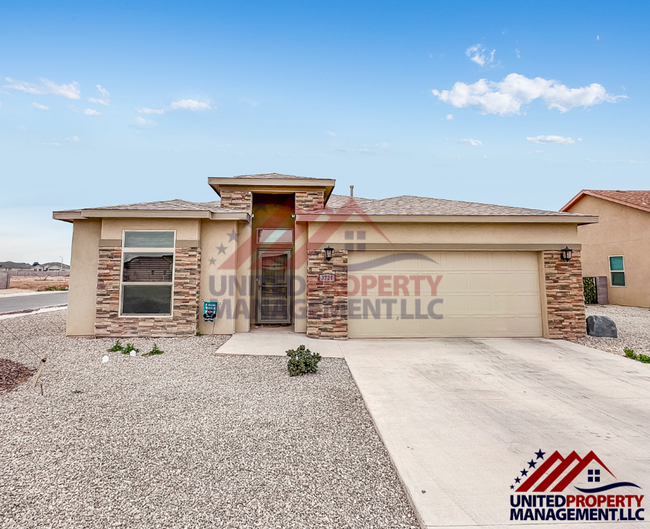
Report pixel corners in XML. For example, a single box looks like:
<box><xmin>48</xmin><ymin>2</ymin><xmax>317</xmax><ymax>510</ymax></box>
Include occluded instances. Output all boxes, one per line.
<box><xmin>349</xmin><ymin>251</ymin><xmax>542</xmax><ymax>338</ymax></box>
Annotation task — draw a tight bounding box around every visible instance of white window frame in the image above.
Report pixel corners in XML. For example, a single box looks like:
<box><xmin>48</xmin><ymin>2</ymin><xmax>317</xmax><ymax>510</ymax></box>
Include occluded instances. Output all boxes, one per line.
<box><xmin>608</xmin><ymin>255</ymin><xmax>626</xmax><ymax>288</ymax></box>
<box><xmin>119</xmin><ymin>230</ymin><xmax>176</xmax><ymax>317</ymax></box>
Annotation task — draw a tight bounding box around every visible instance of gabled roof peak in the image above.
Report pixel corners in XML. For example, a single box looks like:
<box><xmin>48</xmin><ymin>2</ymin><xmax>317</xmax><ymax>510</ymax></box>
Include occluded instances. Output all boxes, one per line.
<box><xmin>562</xmin><ymin>189</ymin><xmax>650</xmax><ymax>213</ymax></box>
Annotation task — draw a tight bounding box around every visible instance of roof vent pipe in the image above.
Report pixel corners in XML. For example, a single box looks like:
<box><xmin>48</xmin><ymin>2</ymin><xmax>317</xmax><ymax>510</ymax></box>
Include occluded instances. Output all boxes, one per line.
<box><xmin>350</xmin><ymin>185</ymin><xmax>354</xmax><ymax>197</ymax></box>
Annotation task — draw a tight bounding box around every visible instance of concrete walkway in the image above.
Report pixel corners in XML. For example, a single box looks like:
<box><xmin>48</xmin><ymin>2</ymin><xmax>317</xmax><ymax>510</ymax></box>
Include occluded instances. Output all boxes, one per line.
<box><xmin>217</xmin><ymin>328</ymin><xmax>345</xmax><ymax>357</ymax></box>
<box><xmin>220</xmin><ymin>332</ymin><xmax>650</xmax><ymax>528</ymax></box>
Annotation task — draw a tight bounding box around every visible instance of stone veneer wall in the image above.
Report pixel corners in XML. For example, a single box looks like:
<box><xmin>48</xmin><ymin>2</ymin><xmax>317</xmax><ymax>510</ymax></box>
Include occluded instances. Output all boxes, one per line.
<box><xmin>220</xmin><ymin>190</ymin><xmax>253</xmax><ymax>211</ymax></box>
<box><xmin>306</xmin><ymin>249</ymin><xmax>348</xmax><ymax>339</ymax></box>
<box><xmin>295</xmin><ymin>191</ymin><xmax>325</xmax><ymax>212</ymax></box>
<box><xmin>543</xmin><ymin>249</ymin><xmax>586</xmax><ymax>340</ymax></box>
<box><xmin>95</xmin><ymin>247</ymin><xmax>201</xmax><ymax>337</ymax></box>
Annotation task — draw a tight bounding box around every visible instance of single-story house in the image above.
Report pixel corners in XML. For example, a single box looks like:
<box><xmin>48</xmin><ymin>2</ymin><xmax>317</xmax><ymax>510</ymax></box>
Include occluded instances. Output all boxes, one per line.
<box><xmin>561</xmin><ymin>189</ymin><xmax>650</xmax><ymax>308</ymax></box>
<box><xmin>54</xmin><ymin>173</ymin><xmax>597</xmax><ymax>340</ymax></box>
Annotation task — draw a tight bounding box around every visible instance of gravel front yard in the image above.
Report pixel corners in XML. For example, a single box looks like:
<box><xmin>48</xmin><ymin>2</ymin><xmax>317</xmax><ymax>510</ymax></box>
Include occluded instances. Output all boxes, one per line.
<box><xmin>0</xmin><ymin>311</ymin><xmax>418</xmax><ymax>529</ymax></box>
<box><xmin>570</xmin><ymin>304</ymin><xmax>650</xmax><ymax>356</ymax></box>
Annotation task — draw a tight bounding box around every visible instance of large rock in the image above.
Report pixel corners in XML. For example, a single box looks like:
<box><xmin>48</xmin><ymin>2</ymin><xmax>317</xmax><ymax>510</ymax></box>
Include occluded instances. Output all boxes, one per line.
<box><xmin>586</xmin><ymin>315</ymin><xmax>618</xmax><ymax>338</ymax></box>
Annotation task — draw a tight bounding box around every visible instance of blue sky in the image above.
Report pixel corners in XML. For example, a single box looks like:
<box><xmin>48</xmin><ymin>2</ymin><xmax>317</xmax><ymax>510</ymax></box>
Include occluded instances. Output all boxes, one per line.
<box><xmin>1</xmin><ymin>0</ymin><xmax>648</xmax><ymax>263</ymax></box>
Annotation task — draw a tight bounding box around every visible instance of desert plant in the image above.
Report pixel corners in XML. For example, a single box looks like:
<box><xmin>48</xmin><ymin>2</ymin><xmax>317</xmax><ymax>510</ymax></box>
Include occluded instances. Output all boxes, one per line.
<box><xmin>123</xmin><ymin>343</ymin><xmax>139</xmax><ymax>355</ymax></box>
<box><xmin>582</xmin><ymin>277</ymin><xmax>597</xmax><ymax>304</ymax></box>
<box><xmin>143</xmin><ymin>343</ymin><xmax>164</xmax><ymax>356</ymax></box>
<box><xmin>638</xmin><ymin>354</ymin><xmax>650</xmax><ymax>364</ymax></box>
<box><xmin>108</xmin><ymin>340</ymin><xmax>124</xmax><ymax>352</ymax></box>
<box><xmin>286</xmin><ymin>345</ymin><xmax>321</xmax><ymax>376</ymax></box>
<box><xmin>624</xmin><ymin>348</ymin><xmax>637</xmax><ymax>360</ymax></box>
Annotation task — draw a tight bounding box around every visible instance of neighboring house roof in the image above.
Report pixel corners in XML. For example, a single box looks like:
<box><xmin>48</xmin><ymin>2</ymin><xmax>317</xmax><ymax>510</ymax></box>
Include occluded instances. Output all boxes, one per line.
<box><xmin>325</xmin><ymin>194</ymin><xmax>589</xmax><ymax>218</ymax></box>
<box><xmin>0</xmin><ymin>261</ymin><xmax>33</xmax><ymax>269</ymax></box>
<box><xmin>562</xmin><ymin>190</ymin><xmax>650</xmax><ymax>214</ymax></box>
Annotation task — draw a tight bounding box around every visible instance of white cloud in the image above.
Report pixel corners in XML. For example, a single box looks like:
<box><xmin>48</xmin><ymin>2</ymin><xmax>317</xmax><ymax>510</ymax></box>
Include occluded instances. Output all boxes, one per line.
<box><xmin>84</xmin><ymin>108</ymin><xmax>101</xmax><ymax>116</ymax></box>
<box><xmin>32</xmin><ymin>102</ymin><xmax>49</xmax><ymax>111</ymax></box>
<box><xmin>66</xmin><ymin>136</ymin><xmax>80</xmax><ymax>142</ymax></box>
<box><xmin>376</xmin><ymin>142</ymin><xmax>390</xmax><ymax>149</ymax></box>
<box><xmin>137</xmin><ymin>107</ymin><xmax>165</xmax><ymax>115</ymax></box>
<box><xmin>88</xmin><ymin>84</ymin><xmax>110</xmax><ymax>105</ymax></box>
<box><xmin>131</xmin><ymin>116</ymin><xmax>157</xmax><ymax>129</ymax></box>
<box><xmin>596</xmin><ymin>35</ymin><xmax>600</xmax><ymax>41</ymax></box>
<box><xmin>4</xmin><ymin>77</ymin><xmax>80</xmax><ymax>99</ymax></box>
<box><xmin>458</xmin><ymin>138</ymin><xmax>482</xmax><ymax>146</ymax></box>
<box><xmin>465</xmin><ymin>44</ymin><xmax>495</xmax><ymax>67</ymax></box>
<box><xmin>432</xmin><ymin>73</ymin><xmax>625</xmax><ymax>115</ymax></box>
<box><xmin>326</xmin><ymin>131</ymin><xmax>336</xmax><ymax>137</ymax></box>
<box><xmin>169</xmin><ymin>99</ymin><xmax>211</xmax><ymax>111</ymax></box>
<box><xmin>42</xmin><ymin>142</ymin><xmax>62</xmax><ymax>147</ymax></box>
<box><xmin>445</xmin><ymin>114</ymin><xmax>454</xmax><ymax>120</ymax></box>
<box><xmin>515</xmin><ymin>49</ymin><xmax>521</xmax><ymax>59</ymax></box>
<box><xmin>527</xmin><ymin>135</ymin><xmax>575</xmax><ymax>145</ymax></box>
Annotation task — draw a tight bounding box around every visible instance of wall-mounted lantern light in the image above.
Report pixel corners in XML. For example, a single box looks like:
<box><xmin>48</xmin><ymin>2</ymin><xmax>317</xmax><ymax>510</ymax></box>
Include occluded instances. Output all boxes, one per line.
<box><xmin>324</xmin><ymin>246</ymin><xmax>334</xmax><ymax>261</ymax></box>
<box><xmin>560</xmin><ymin>246</ymin><xmax>573</xmax><ymax>262</ymax></box>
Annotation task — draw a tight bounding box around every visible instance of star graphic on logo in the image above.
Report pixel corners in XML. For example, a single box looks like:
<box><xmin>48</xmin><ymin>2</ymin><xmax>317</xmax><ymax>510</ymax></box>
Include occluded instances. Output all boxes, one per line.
<box><xmin>216</xmin><ymin>243</ymin><xmax>227</xmax><ymax>254</ymax></box>
<box><xmin>227</xmin><ymin>229</ymin><xmax>238</xmax><ymax>242</ymax></box>
<box><xmin>514</xmin><ymin>477</ymin><xmax>521</xmax><ymax>484</ymax></box>
<box><xmin>535</xmin><ymin>449</ymin><xmax>546</xmax><ymax>460</ymax></box>
<box><xmin>521</xmin><ymin>469</ymin><xmax>528</xmax><ymax>477</ymax></box>
<box><xmin>209</xmin><ymin>257</ymin><xmax>216</xmax><ymax>265</ymax></box>
<box><xmin>528</xmin><ymin>459</ymin><xmax>537</xmax><ymax>469</ymax></box>
<box><xmin>510</xmin><ymin>485</ymin><xmax>514</xmax><ymax>490</ymax></box>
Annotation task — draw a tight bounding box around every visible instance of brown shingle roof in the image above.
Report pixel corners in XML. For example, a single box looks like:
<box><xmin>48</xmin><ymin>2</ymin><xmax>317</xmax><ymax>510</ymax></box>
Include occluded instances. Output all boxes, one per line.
<box><xmin>232</xmin><ymin>173</ymin><xmax>324</xmax><ymax>180</ymax></box>
<box><xmin>562</xmin><ymin>190</ymin><xmax>650</xmax><ymax>214</ymax></box>
<box><xmin>73</xmin><ymin>199</ymin><xmax>234</xmax><ymax>213</ymax></box>
<box><xmin>326</xmin><ymin>194</ymin><xmax>581</xmax><ymax>216</ymax></box>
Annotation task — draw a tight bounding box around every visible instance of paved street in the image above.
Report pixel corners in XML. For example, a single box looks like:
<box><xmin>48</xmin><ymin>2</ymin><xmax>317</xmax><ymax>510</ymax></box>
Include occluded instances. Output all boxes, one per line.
<box><xmin>0</xmin><ymin>292</ymin><xmax>68</xmax><ymax>314</ymax></box>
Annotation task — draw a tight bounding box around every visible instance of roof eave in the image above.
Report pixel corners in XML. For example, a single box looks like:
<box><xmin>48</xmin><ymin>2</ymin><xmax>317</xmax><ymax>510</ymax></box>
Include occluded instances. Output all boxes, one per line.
<box><xmin>296</xmin><ymin>213</ymin><xmax>599</xmax><ymax>224</ymax></box>
<box><xmin>53</xmin><ymin>209</ymin><xmax>250</xmax><ymax>222</ymax></box>
<box><xmin>208</xmin><ymin>177</ymin><xmax>336</xmax><ymax>201</ymax></box>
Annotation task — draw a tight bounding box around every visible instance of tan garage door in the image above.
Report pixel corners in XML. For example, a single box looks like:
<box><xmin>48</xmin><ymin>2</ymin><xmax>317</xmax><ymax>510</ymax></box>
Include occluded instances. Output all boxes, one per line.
<box><xmin>348</xmin><ymin>251</ymin><xmax>543</xmax><ymax>338</ymax></box>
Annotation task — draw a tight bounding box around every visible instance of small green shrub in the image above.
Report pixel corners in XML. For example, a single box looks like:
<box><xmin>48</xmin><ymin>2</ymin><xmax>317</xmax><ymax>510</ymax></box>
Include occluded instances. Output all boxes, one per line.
<box><xmin>123</xmin><ymin>343</ymin><xmax>139</xmax><ymax>355</ymax></box>
<box><xmin>108</xmin><ymin>340</ymin><xmax>124</xmax><ymax>352</ymax></box>
<box><xmin>44</xmin><ymin>285</ymin><xmax>68</xmax><ymax>291</ymax></box>
<box><xmin>639</xmin><ymin>354</ymin><xmax>650</xmax><ymax>364</ymax></box>
<box><xmin>624</xmin><ymin>348</ymin><xmax>638</xmax><ymax>360</ymax></box>
<box><xmin>286</xmin><ymin>345</ymin><xmax>321</xmax><ymax>376</ymax></box>
<box><xmin>143</xmin><ymin>343</ymin><xmax>164</xmax><ymax>356</ymax></box>
<box><xmin>196</xmin><ymin>331</ymin><xmax>203</xmax><ymax>337</ymax></box>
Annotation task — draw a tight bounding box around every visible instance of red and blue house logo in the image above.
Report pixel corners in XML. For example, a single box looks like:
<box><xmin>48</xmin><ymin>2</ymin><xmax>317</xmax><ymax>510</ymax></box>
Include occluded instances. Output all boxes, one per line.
<box><xmin>510</xmin><ymin>449</ymin><xmax>644</xmax><ymax>522</ymax></box>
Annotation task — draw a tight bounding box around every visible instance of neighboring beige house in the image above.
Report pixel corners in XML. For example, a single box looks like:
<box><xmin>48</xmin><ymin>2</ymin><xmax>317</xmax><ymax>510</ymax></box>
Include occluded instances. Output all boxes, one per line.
<box><xmin>54</xmin><ymin>173</ymin><xmax>597</xmax><ymax>340</ymax></box>
<box><xmin>561</xmin><ymin>190</ymin><xmax>650</xmax><ymax>308</ymax></box>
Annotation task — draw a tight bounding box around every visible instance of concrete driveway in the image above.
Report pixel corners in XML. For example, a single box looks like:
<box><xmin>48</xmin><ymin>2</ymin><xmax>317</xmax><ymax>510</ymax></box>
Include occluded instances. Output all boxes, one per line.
<box><xmin>342</xmin><ymin>338</ymin><xmax>650</xmax><ymax>528</ymax></box>
<box><xmin>217</xmin><ymin>332</ymin><xmax>650</xmax><ymax>527</ymax></box>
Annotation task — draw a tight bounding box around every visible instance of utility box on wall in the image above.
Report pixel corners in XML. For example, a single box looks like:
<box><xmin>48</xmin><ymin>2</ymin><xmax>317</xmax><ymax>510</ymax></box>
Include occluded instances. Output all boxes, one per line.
<box><xmin>595</xmin><ymin>276</ymin><xmax>609</xmax><ymax>305</ymax></box>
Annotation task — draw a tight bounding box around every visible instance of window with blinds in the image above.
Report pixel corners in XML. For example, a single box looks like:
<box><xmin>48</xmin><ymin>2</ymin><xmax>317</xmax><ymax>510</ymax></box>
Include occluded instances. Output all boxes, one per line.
<box><xmin>120</xmin><ymin>231</ymin><xmax>175</xmax><ymax>315</ymax></box>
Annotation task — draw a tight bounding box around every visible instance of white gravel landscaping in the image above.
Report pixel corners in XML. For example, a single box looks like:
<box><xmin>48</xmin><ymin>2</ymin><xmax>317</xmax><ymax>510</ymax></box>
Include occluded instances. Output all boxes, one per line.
<box><xmin>0</xmin><ymin>310</ymin><xmax>418</xmax><ymax>529</ymax></box>
<box><xmin>570</xmin><ymin>304</ymin><xmax>650</xmax><ymax>356</ymax></box>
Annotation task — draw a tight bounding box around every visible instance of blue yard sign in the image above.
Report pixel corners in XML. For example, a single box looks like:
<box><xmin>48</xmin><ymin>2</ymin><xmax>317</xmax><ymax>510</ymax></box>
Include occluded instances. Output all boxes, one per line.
<box><xmin>203</xmin><ymin>301</ymin><xmax>218</xmax><ymax>322</ymax></box>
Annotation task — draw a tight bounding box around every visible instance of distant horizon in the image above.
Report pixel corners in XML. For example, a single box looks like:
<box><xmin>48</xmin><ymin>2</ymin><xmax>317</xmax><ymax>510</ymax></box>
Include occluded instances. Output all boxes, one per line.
<box><xmin>2</xmin><ymin>0</ymin><xmax>648</xmax><ymax>262</ymax></box>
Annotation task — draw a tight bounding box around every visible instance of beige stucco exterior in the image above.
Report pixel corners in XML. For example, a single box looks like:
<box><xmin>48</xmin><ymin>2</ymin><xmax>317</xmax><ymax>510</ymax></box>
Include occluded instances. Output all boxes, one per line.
<box><xmin>307</xmin><ymin>220</ymin><xmax>582</xmax><ymax>249</ymax></box>
<box><xmin>566</xmin><ymin>195</ymin><xmax>650</xmax><ymax>307</ymax></box>
<box><xmin>66</xmin><ymin>220</ymin><xmax>101</xmax><ymax>336</ymax></box>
